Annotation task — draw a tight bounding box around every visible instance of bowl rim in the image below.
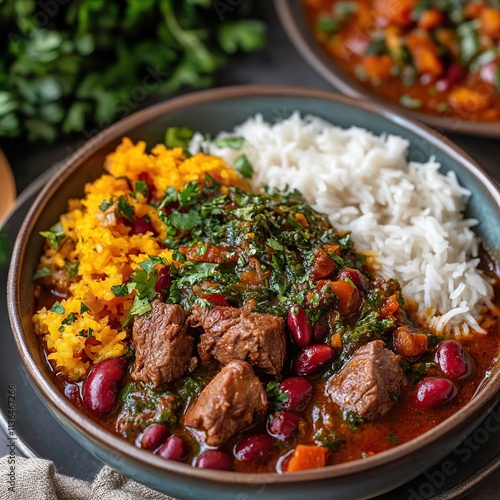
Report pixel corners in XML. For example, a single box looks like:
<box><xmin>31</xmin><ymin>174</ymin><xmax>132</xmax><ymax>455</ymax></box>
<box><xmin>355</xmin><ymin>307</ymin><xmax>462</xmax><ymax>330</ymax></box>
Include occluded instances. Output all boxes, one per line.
<box><xmin>274</xmin><ymin>0</ymin><xmax>500</xmax><ymax>138</ymax></box>
<box><xmin>7</xmin><ymin>84</ymin><xmax>500</xmax><ymax>485</ymax></box>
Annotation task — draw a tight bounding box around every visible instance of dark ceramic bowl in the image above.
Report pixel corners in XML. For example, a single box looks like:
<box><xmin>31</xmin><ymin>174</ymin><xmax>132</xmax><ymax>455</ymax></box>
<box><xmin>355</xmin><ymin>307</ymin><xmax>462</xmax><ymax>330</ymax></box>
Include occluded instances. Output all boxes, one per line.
<box><xmin>8</xmin><ymin>85</ymin><xmax>500</xmax><ymax>500</ymax></box>
<box><xmin>275</xmin><ymin>0</ymin><xmax>500</xmax><ymax>138</ymax></box>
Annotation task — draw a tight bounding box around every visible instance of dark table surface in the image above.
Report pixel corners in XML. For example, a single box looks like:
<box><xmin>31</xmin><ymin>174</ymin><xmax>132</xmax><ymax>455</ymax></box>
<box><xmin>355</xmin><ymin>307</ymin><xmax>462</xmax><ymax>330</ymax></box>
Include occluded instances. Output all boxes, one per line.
<box><xmin>1</xmin><ymin>2</ymin><xmax>499</xmax><ymax>498</ymax></box>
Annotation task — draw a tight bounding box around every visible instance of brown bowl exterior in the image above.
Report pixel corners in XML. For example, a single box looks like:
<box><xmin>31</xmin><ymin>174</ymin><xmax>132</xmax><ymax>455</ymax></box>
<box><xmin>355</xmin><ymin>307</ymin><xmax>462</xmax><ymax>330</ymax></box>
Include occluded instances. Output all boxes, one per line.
<box><xmin>274</xmin><ymin>0</ymin><xmax>500</xmax><ymax>137</ymax></box>
<box><xmin>7</xmin><ymin>85</ymin><xmax>500</xmax><ymax>499</ymax></box>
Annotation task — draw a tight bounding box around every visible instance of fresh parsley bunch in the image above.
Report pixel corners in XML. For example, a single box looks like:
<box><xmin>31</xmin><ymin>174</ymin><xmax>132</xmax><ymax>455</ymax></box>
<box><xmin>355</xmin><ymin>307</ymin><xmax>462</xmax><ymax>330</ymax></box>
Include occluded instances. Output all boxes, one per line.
<box><xmin>0</xmin><ymin>0</ymin><xmax>265</xmax><ymax>141</ymax></box>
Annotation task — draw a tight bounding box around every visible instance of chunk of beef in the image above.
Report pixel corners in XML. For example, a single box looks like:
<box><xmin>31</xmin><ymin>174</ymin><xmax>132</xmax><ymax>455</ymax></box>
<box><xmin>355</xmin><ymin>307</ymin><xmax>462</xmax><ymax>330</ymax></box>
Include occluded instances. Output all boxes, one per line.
<box><xmin>189</xmin><ymin>306</ymin><xmax>286</xmax><ymax>376</ymax></box>
<box><xmin>132</xmin><ymin>300</ymin><xmax>197</xmax><ymax>388</ymax></box>
<box><xmin>326</xmin><ymin>340</ymin><xmax>404</xmax><ymax>420</ymax></box>
<box><xmin>184</xmin><ymin>360</ymin><xmax>267</xmax><ymax>446</ymax></box>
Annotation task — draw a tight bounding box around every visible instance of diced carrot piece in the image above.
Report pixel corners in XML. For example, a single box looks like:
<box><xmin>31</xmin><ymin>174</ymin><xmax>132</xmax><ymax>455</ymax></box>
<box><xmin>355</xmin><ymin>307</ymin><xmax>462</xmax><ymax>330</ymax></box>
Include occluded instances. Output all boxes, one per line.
<box><xmin>465</xmin><ymin>2</ymin><xmax>487</xmax><ymax>19</ymax></box>
<box><xmin>448</xmin><ymin>86</ymin><xmax>491</xmax><ymax>113</ymax></box>
<box><xmin>329</xmin><ymin>280</ymin><xmax>357</xmax><ymax>316</ymax></box>
<box><xmin>418</xmin><ymin>9</ymin><xmax>445</xmax><ymax>30</ymax></box>
<box><xmin>406</xmin><ymin>32</ymin><xmax>443</xmax><ymax>77</ymax></box>
<box><xmin>323</xmin><ymin>244</ymin><xmax>340</xmax><ymax>254</ymax></box>
<box><xmin>374</xmin><ymin>0</ymin><xmax>418</xmax><ymax>27</ymax></box>
<box><xmin>480</xmin><ymin>8</ymin><xmax>500</xmax><ymax>40</ymax></box>
<box><xmin>287</xmin><ymin>445</ymin><xmax>329</xmax><ymax>472</ymax></box>
<box><xmin>393</xmin><ymin>326</ymin><xmax>428</xmax><ymax>357</ymax></box>
<box><xmin>363</xmin><ymin>55</ymin><xmax>394</xmax><ymax>81</ymax></box>
<box><xmin>379</xmin><ymin>294</ymin><xmax>399</xmax><ymax>318</ymax></box>
<box><xmin>330</xmin><ymin>332</ymin><xmax>342</xmax><ymax>349</ymax></box>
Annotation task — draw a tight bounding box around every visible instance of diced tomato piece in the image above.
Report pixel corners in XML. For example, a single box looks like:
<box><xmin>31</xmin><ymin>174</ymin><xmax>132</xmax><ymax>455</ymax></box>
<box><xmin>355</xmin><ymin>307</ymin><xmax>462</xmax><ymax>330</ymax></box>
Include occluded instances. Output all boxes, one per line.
<box><xmin>203</xmin><ymin>293</ymin><xmax>230</xmax><ymax>307</ymax></box>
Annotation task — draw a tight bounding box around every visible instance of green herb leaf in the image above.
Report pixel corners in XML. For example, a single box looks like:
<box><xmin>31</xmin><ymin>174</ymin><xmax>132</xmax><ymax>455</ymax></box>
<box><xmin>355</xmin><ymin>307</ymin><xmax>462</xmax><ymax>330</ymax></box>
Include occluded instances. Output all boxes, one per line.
<box><xmin>50</xmin><ymin>301</ymin><xmax>65</xmax><ymax>314</ymax></box>
<box><xmin>265</xmin><ymin>380</ymin><xmax>289</xmax><ymax>410</ymax></box>
<box><xmin>111</xmin><ymin>284</ymin><xmax>130</xmax><ymax>297</ymax></box>
<box><xmin>214</xmin><ymin>136</ymin><xmax>245</xmax><ymax>150</ymax></box>
<box><xmin>65</xmin><ymin>260</ymin><xmax>79</xmax><ymax>278</ymax></box>
<box><xmin>178</xmin><ymin>182</ymin><xmax>200</xmax><ymax>206</ymax></box>
<box><xmin>40</xmin><ymin>222</ymin><xmax>65</xmax><ymax>249</ymax></box>
<box><xmin>218</xmin><ymin>20</ymin><xmax>265</xmax><ymax>54</ymax></box>
<box><xmin>99</xmin><ymin>198</ymin><xmax>114</xmax><ymax>211</ymax></box>
<box><xmin>457</xmin><ymin>20</ymin><xmax>480</xmax><ymax>63</ymax></box>
<box><xmin>316</xmin><ymin>14</ymin><xmax>341</xmax><ymax>35</ymax></box>
<box><xmin>117</xmin><ymin>195</ymin><xmax>134</xmax><ymax>222</ymax></box>
<box><xmin>234</xmin><ymin>154</ymin><xmax>254</xmax><ymax>179</ymax></box>
<box><xmin>133</xmin><ymin>180</ymin><xmax>149</xmax><ymax>199</ymax></box>
<box><xmin>344</xmin><ymin>410</ymin><xmax>364</xmax><ymax>431</ymax></box>
<box><xmin>165</xmin><ymin>127</ymin><xmax>194</xmax><ymax>154</ymax></box>
<box><xmin>400</xmin><ymin>94</ymin><xmax>423</xmax><ymax>109</ymax></box>
<box><xmin>33</xmin><ymin>267</ymin><xmax>51</xmax><ymax>280</ymax></box>
<box><xmin>80</xmin><ymin>302</ymin><xmax>90</xmax><ymax>314</ymax></box>
<box><xmin>495</xmin><ymin>64</ymin><xmax>500</xmax><ymax>94</ymax></box>
<box><xmin>123</xmin><ymin>295</ymin><xmax>152</xmax><ymax>327</ymax></box>
<box><xmin>138</xmin><ymin>256</ymin><xmax>168</xmax><ymax>274</ymax></box>
<box><xmin>169</xmin><ymin>209</ymin><xmax>202</xmax><ymax>231</ymax></box>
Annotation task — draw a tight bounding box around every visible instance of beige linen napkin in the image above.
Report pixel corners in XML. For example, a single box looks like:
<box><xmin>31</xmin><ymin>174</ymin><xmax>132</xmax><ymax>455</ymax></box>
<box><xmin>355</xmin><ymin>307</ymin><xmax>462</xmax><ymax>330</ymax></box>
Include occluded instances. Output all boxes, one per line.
<box><xmin>0</xmin><ymin>456</ymin><xmax>175</xmax><ymax>500</ymax></box>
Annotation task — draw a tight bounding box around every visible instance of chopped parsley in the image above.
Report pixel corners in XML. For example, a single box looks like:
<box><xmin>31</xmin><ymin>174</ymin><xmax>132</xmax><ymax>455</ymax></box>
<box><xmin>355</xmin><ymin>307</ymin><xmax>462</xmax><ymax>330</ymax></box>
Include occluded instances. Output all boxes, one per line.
<box><xmin>265</xmin><ymin>381</ymin><xmax>289</xmax><ymax>410</ymax></box>
<box><xmin>33</xmin><ymin>267</ymin><xmax>51</xmax><ymax>280</ymax></box>
<box><xmin>214</xmin><ymin>136</ymin><xmax>245</xmax><ymax>150</ymax></box>
<box><xmin>39</xmin><ymin>222</ymin><xmax>65</xmax><ymax>250</ymax></box>
<box><xmin>165</xmin><ymin>126</ymin><xmax>194</xmax><ymax>154</ymax></box>
<box><xmin>234</xmin><ymin>154</ymin><xmax>254</xmax><ymax>179</ymax></box>
<box><xmin>50</xmin><ymin>301</ymin><xmax>65</xmax><ymax>314</ymax></box>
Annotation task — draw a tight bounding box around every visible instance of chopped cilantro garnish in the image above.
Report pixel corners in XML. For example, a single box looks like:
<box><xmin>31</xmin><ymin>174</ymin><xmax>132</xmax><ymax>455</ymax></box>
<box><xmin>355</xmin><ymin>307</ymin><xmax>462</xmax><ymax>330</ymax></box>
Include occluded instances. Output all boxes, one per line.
<box><xmin>117</xmin><ymin>195</ymin><xmax>134</xmax><ymax>222</ymax></box>
<box><xmin>265</xmin><ymin>381</ymin><xmax>289</xmax><ymax>410</ymax></box>
<box><xmin>234</xmin><ymin>154</ymin><xmax>254</xmax><ymax>179</ymax></box>
<box><xmin>50</xmin><ymin>301</ymin><xmax>65</xmax><ymax>314</ymax></box>
<box><xmin>178</xmin><ymin>182</ymin><xmax>200</xmax><ymax>207</ymax></box>
<box><xmin>64</xmin><ymin>260</ymin><xmax>79</xmax><ymax>278</ymax></box>
<box><xmin>80</xmin><ymin>302</ymin><xmax>90</xmax><ymax>314</ymax></box>
<box><xmin>165</xmin><ymin>126</ymin><xmax>194</xmax><ymax>154</ymax></box>
<box><xmin>133</xmin><ymin>180</ymin><xmax>149</xmax><ymax>199</ymax></box>
<box><xmin>99</xmin><ymin>197</ymin><xmax>114</xmax><ymax>211</ymax></box>
<box><xmin>344</xmin><ymin>410</ymin><xmax>364</xmax><ymax>431</ymax></box>
<box><xmin>33</xmin><ymin>267</ymin><xmax>51</xmax><ymax>280</ymax></box>
<box><xmin>111</xmin><ymin>284</ymin><xmax>130</xmax><ymax>297</ymax></box>
<box><xmin>40</xmin><ymin>222</ymin><xmax>65</xmax><ymax>249</ymax></box>
<box><xmin>214</xmin><ymin>136</ymin><xmax>245</xmax><ymax>150</ymax></box>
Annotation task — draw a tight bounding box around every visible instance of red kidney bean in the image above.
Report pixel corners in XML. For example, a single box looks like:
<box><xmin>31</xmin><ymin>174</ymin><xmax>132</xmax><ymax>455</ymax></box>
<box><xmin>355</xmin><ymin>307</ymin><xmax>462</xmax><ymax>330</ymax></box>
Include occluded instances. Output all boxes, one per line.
<box><xmin>293</xmin><ymin>344</ymin><xmax>335</xmax><ymax>376</ymax></box>
<box><xmin>234</xmin><ymin>434</ymin><xmax>274</xmax><ymax>462</ymax></box>
<box><xmin>287</xmin><ymin>305</ymin><xmax>313</xmax><ymax>348</ymax></box>
<box><xmin>195</xmin><ymin>450</ymin><xmax>233</xmax><ymax>470</ymax></box>
<box><xmin>415</xmin><ymin>377</ymin><xmax>457</xmax><ymax>409</ymax></box>
<box><xmin>267</xmin><ymin>411</ymin><xmax>300</xmax><ymax>441</ymax></box>
<box><xmin>313</xmin><ymin>315</ymin><xmax>329</xmax><ymax>341</ymax></box>
<box><xmin>131</xmin><ymin>216</ymin><xmax>156</xmax><ymax>236</ymax></box>
<box><xmin>279</xmin><ymin>377</ymin><xmax>313</xmax><ymax>411</ymax></box>
<box><xmin>436</xmin><ymin>63</ymin><xmax>467</xmax><ymax>92</ymax></box>
<box><xmin>64</xmin><ymin>383</ymin><xmax>83</xmax><ymax>407</ymax></box>
<box><xmin>82</xmin><ymin>358</ymin><xmax>127</xmax><ymax>415</ymax></box>
<box><xmin>337</xmin><ymin>268</ymin><xmax>368</xmax><ymax>291</ymax></box>
<box><xmin>435</xmin><ymin>340</ymin><xmax>474</xmax><ymax>380</ymax></box>
<box><xmin>155</xmin><ymin>266</ymin><xmax>172</xmax><ymax>300</ymax></box>
<box><xmin>156</xmin><ymin>435</ymin><xmax>188</xmax><ymax>462</ymax></box>
<box><xmin>141</xmin><ymin>424</ymin><xmax>168</xmax><ymax>450</ymax></box>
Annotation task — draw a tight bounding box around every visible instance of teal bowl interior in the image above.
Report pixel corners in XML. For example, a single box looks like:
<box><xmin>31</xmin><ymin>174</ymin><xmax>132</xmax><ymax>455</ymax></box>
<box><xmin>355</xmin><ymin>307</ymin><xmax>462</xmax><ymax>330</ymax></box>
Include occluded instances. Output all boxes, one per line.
<box><xmin>7</xmin><ymin>86</ymin><xmax>500</xmax><ymax>500</ymax></box>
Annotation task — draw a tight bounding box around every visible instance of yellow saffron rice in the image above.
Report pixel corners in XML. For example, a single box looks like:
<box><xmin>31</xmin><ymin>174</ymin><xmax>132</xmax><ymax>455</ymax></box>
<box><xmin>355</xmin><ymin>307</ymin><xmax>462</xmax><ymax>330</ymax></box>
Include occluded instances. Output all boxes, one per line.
<box><xmin>32</xmin><ymin>138</ymin><xmax>246</xmax><ymax>381</ymax></box>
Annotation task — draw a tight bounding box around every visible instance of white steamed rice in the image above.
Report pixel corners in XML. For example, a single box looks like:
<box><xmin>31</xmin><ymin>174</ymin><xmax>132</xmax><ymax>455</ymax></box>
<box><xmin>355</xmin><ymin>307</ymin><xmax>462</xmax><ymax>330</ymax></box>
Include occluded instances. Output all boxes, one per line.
<box><xmin>194</xmin><ymin>113</ymin><xmax>495</xmax><ymax>337</ymax></box>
